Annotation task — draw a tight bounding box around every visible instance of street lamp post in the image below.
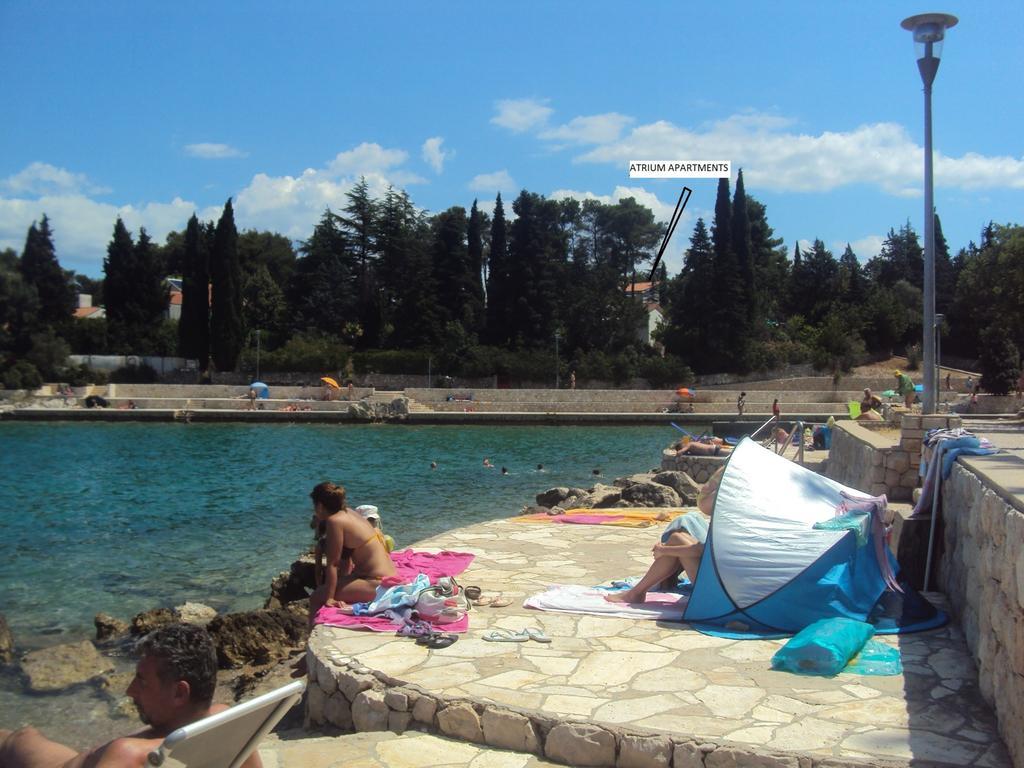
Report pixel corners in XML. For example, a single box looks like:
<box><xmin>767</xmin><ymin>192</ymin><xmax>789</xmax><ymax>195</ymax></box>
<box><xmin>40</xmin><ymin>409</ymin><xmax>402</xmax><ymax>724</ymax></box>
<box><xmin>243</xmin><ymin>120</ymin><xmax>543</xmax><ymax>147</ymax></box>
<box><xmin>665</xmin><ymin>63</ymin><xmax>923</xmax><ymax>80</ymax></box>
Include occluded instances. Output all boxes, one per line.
<box><xmin>901</xmin><ymin>12</ymin><xmax>957</xmax><ymax>415</ymax></box>
<box><xmin>255</xmin><ymin>329</ymin><xmax>261</xmax><ymax>381</ymax></box>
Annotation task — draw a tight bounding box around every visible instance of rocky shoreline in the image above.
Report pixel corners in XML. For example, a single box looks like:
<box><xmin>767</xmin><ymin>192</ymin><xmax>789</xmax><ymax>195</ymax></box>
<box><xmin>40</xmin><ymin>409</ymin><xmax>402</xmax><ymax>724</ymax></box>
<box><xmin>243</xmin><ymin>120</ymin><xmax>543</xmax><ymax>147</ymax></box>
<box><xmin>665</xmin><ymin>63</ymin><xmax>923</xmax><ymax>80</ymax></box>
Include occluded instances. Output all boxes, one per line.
<box><xmin>0</xmin><ymin>451</ymin><xmax>720</xmax><ymax>730</ymax></box>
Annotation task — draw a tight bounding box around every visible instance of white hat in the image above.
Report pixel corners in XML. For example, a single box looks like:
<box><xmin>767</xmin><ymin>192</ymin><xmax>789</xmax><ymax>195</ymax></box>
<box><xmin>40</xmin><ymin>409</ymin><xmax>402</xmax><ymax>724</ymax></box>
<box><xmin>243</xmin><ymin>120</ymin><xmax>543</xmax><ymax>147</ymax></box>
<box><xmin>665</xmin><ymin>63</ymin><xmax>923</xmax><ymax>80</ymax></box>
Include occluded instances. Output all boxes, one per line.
<box><xmin>355</xmin><ymin>504</ymin><xmax>381</xmax><ymax>522</ymax></box>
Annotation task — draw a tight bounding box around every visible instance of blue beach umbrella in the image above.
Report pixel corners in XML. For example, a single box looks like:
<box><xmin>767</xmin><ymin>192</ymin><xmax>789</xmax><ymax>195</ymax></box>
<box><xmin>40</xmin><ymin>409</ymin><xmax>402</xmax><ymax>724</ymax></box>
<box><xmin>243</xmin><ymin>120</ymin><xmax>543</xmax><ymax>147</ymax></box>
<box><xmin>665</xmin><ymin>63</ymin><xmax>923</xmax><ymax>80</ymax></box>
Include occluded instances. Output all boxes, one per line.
<box><xmin>250</xmin><ymin>381</ymin><xmax>270</xmax><ymax>399</ymax></box>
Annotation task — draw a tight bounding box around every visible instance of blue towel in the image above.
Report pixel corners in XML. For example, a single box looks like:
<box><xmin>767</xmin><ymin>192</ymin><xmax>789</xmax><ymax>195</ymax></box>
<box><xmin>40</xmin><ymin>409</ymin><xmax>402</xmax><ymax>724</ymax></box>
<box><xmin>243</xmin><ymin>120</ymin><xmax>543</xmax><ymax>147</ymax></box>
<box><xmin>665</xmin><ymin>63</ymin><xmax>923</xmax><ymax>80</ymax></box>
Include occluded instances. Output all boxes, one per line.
<box><xmin>660</xmin><ymin>511</ymin><xmax>709</xmax><ymax>544</ymax></box>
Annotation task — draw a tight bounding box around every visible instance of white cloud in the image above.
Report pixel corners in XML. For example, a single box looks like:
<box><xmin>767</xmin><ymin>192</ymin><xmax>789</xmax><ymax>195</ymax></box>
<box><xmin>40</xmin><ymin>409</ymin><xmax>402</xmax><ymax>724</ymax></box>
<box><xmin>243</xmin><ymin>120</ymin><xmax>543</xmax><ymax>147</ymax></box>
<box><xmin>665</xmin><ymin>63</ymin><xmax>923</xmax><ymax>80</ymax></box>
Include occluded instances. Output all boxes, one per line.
<box><xmin>0</xmin><ymin>141</ymin><xmax>428</xmax><ymax>272</ymax></box>
<box><xmin>184</xmin><ymin>142</ymin><xmax>248</xmax><ymax>159</ymax></box>
<box><xmin>2</xmin><ymin>162</ymin><xmax>109</xmax><ymax>196</ymax></box>
<box><xmin>469</xmin><ymin>170</ymin><xmax>516</xmax><ymax>195</ymax></box>
<box><xmin>491</xmin><ymin>98</ymin><xmax>553</xmax><ymax>133</ymax></box>
<box><xmin>0</xmin><ymin>193</ymin><xmax>198</xmax><ymax>273</ymax></box>
<box><xmin>539</xmin><ymin>113</ymin><xmax>634</xmax><ymax>145</ymax></box>
<box><xmin>575</xmin><ymin>112</ymin><xmax>1024</xmax><ymax>195</ymax></box>
<box><xmin>421</xmin><ymin>137</ymin><xmax>452</xmax><ymax>174</ymax></box>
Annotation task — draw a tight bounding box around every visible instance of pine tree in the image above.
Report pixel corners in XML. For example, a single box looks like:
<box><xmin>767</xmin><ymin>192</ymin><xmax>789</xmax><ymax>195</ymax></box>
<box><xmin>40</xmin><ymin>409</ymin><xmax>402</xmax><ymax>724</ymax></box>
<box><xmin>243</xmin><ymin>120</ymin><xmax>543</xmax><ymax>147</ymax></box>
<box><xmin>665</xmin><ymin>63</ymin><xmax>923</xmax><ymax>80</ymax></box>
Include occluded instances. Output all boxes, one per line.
<box><xmin>430</xmin><ymin>207</ymin><xmax>472</xmax><ymax>332</ymax></box>
<box><xmin>209</xmin><ymin>199</ymin><xmax>243</xmax><ymax>371</ymax></box>
<box><xmin>19</xmin><ymin>215</ymin><xmax>74</xmax><ymax>332</ymax></box>
<box><xmin>133</xmin><ymin>228</ymin><xmax>169</xmax><ymax>335</ymax></box>
<box><xmin>342</xmin><ymin>177</ymin><xmax>380</xmax><ymax>347</ymax></box>
<box><xmin>747</xmin><ymin>197</ymin><xmax>788</xmax><ymax>325</ymax></box>
<box><xmin>179</xmin><ymin>214</ymin><xmax>210</xmax><ymax>369</ymax></box>
<box><xmin>485</xmin><ymin>193</ymin><xmax>509</xmax><ymax>345</ymax></box>
<box><xmin>838</xmin><ymin>244</ymin><xmax>866</xmax><ymax>306</ymax></box>
<box><xmin>288</xmin><ymin>210</ymin><xmax>357</xmax><ymax>338</ymax></box>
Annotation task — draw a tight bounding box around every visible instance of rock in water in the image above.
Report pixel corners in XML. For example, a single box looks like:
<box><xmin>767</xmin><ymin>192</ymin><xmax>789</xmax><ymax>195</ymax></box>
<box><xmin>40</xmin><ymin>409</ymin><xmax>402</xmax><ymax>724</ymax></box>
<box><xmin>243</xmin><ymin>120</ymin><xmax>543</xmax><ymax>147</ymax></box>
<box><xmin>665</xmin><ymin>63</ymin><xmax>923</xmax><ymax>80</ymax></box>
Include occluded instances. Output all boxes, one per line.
<box><xmin>175</xmin><ymin>602</ymin><xmax>218</xmax><ymax>626</ymax></box>
<box><xmin>618</xmin><ymin>481</ymin><xmax>682</xmax><ymax>507</ymax></box>
<box><xmin>652</xmin><ymin>470</ymin><xmax>701</xmax><ymax>505</ymax></box>
<box><xmin>94</xmin><ymin>613</ymin><xmax>129</xmax><ymax>642</ymax></box>
<box><xmin>207</xmin><ymin>609</ymin><xmax>308</xmax><ymax>668</ymax></box>
<box><xmin>20</xmin><ymin>640</ymin><xmax>113</xmax><ymax>692</ymax></box>
<box><xmin>0</xmin><ymin>613</ymin><xmax>13</xmax><ymax>664</ymax></box>
<box><xmin>131</xmin><ymin>607</ymin><xmax>176</xmax><ymax>635</ymax></box>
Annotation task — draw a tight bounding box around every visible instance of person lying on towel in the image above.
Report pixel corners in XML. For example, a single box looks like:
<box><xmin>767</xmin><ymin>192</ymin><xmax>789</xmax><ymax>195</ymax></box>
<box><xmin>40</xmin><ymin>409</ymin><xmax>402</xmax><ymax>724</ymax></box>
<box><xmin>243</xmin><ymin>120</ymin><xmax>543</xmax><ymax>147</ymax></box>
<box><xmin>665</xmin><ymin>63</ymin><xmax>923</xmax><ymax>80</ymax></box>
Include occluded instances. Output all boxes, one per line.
<box><xmin>674</xmin><ymin>437</ymin><xmax>732</xmax><ymax>457</ymax></box>
<box><xmin>606</xmin><ymin>467</ymin><xmax>723</xmax><ymax>604</ymax></box>
<box><xmin>308</xmin><ymin>481</ymin><xmax>396</xmax><ymax>623</ymax></box>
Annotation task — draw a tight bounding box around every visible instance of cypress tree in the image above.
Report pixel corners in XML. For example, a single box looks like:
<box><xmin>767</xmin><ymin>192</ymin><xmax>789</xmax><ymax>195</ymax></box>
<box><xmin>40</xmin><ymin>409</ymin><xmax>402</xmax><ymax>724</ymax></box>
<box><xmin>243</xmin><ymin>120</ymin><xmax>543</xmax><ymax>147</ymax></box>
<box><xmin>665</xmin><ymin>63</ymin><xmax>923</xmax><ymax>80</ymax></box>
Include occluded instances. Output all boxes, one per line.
<box><xmin>209</xmin><ymin>199</ymin><xmax>243</xmax><ymax>371</ymax></box>
<box><xmin>179</xmin><ymin>214</ymin><xmax>210</xmax><ymax>369</ymax></box>
<box><xmin>730</xmin><ymin>170</ymin><xmax>755</xmax><ymax>324</ymax></box>
<box><xmin>485</xmin><ymin>193</ymin><xmax>509</xmax><ymax>344</ymax></box>
<box><xmin>708</xmin><ymin>177</ymin><xmax>748</xmax><ymax>371</ymax></box>
<box><xmin>103</xmin><ymin>218</ymin><xmax>136</xmax><ymax>351</ymax></box>
<box><xmin>20</xmin><ymin>215</ymin><xmax>74</xmax><ymax>332</ymax></box>
<box><xmin>466</xmin><ymin>199</ymin><xmax>486</xmax><ymax>336</ymax></box>
<box><xmin>133</xmin><ymin>228</ymin><xmax>168</xmax><ymax>329</ymax></box>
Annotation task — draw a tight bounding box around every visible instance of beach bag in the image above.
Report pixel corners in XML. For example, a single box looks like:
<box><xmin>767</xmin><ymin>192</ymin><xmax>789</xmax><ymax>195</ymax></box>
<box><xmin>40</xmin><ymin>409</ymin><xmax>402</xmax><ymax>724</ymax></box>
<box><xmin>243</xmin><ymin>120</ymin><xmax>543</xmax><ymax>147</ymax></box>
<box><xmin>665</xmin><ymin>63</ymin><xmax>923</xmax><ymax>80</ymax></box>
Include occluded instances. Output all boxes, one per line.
<box><xmin>412</xmin><ymin>577</ymin><xmax>470</xmax><ymax>624</ymax></box>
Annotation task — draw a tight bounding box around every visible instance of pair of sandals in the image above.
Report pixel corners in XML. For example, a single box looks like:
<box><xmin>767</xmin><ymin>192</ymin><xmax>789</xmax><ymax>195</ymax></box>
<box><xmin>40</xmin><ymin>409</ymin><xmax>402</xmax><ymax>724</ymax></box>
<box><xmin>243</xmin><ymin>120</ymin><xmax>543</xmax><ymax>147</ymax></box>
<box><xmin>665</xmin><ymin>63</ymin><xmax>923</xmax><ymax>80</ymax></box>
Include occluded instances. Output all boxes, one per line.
<box><xmin>482</xmin><ymin>627</ymin><xmax>551</xmax><ymax>643</ymax></box>
<box><xmin>464</xmin><ymin>585</ymin><xmax>512</xmax><ymax>608</ymax></box>
<box><xmin>398</xmin><ymin>621</ymin><xmax>459</xmax><ymax>649</ymax></box>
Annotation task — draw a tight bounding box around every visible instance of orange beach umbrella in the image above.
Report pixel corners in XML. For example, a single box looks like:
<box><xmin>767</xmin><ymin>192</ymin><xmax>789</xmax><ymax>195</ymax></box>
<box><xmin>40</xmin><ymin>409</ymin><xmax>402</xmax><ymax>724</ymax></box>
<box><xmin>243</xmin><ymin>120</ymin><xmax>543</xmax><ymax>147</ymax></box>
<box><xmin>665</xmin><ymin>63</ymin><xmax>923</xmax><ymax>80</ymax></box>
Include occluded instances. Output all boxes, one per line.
<box><xmin>675</xmin><ymin>387</ymin><xmax>695</xmax><ymax>398</ymax></box>
<box><xmin>320</xmin><ymin>376</ymin><xmax>341</xmax><ymax>389</ymax></box>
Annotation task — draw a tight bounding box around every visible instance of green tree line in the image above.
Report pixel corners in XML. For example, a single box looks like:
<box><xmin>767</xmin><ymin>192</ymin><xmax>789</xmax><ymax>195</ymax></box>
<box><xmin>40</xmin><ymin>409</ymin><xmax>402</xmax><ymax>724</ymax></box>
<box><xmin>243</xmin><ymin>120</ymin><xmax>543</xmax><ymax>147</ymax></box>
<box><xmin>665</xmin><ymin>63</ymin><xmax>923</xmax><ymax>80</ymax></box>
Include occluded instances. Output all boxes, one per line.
<box><xmin>2</xmin><ymin>176</ymin><xmax>1021</xmax><ymax>390</ymax></box>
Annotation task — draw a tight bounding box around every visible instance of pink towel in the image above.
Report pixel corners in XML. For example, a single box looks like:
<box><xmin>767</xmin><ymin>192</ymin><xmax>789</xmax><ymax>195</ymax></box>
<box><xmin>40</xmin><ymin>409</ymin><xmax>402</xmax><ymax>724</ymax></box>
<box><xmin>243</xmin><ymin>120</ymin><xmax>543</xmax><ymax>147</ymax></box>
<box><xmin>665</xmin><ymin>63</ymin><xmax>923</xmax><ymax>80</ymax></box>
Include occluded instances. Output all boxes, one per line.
<box><xmin>315</xmin><ymin>548</ymin><xmax>475</xmax><ymax>633</ymax></box>
<box><xmin>385</xmin><ymin>549</ymin><xmax>475</xmax><ymax>585</ymax></box>
<box><xmin>552</xmin><ymin>514</ymin><xmax>626</xmax><ymax>525</ymax></box>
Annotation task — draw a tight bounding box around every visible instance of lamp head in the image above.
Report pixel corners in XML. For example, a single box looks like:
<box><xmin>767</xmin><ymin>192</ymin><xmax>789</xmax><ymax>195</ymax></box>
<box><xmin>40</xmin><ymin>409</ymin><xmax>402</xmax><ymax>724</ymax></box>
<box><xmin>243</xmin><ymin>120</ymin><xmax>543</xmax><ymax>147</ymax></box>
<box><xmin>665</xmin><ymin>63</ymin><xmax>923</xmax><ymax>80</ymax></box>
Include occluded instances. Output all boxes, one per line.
<box><xmin>901</xmin><ymin>13</ymin><xmax>958</xmax><ymax>61</ymax></box>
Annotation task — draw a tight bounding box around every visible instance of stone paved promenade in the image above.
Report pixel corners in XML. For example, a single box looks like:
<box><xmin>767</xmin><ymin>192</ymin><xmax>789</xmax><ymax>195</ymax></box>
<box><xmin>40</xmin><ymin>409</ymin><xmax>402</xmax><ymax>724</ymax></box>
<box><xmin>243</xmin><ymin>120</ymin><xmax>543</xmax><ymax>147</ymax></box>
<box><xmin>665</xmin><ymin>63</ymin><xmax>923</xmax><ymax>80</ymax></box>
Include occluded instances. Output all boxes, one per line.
<box><xmin>297</xmin><ymin>515</ymin><xmax>1012</xmax><ymax>768</ymax></box>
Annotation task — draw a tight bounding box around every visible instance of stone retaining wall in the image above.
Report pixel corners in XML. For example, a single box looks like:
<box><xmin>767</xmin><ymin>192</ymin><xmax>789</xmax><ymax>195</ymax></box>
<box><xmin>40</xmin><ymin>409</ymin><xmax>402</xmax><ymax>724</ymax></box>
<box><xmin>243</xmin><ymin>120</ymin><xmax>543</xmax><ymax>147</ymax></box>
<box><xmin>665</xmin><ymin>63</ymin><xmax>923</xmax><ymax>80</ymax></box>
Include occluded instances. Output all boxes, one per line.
<box><xmin>659</xmin><ymin>449</ymin><xmax>726</xmax><ymax>483</ymax></box>
<box><xmin>304</xmin><ymin>629</ymin><xmax>884</xmax><ymax>768</ymax></box>
<box><xmin>939</xmin><ymin>463</ymin><xmax>1024</xmax><ymax>768</ymax></box>
<box><xmin>825</xmin><ymin>416</ymin><xmax>961</xmax><ymax>501</ymax></box>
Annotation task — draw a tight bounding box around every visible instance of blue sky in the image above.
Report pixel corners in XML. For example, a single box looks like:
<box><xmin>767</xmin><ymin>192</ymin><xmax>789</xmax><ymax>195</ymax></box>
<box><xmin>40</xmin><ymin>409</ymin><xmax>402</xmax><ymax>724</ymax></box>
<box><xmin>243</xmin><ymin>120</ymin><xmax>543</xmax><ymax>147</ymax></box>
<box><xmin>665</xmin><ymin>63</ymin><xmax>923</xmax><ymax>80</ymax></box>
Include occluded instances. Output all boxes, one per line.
<box><xmin>2</xmin><ymin>1</ymin><xmax>1022</xmax><ymax>278</ymax></box>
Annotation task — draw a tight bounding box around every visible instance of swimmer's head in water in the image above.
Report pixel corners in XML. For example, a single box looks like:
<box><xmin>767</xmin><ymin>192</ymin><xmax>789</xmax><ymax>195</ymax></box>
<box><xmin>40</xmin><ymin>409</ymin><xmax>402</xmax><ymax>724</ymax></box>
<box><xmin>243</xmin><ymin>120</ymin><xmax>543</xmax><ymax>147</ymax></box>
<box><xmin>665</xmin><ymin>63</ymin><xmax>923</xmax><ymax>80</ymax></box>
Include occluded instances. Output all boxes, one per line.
<box><xmin>310</xmin><ymin>481</ymin><xmax>346</xmax><ymax>514</ymax></box>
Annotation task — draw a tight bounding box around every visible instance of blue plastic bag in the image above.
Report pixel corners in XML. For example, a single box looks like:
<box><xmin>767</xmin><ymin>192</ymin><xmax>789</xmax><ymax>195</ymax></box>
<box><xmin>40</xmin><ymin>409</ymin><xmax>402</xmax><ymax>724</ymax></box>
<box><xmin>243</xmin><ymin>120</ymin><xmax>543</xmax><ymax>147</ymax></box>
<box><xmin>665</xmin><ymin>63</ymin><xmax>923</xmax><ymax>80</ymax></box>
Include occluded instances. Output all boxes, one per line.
<box><xmin>771</xmin><ymin>618</ymin><xmax>874</xmax><ymax>676</ymax></box>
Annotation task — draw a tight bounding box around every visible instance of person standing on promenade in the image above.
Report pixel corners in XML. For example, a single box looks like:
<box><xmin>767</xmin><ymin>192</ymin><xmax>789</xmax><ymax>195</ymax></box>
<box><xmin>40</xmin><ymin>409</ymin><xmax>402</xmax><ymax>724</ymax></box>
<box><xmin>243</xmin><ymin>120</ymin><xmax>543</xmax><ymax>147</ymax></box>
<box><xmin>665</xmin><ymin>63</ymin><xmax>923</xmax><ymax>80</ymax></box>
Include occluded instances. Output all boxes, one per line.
<box><xmin>772</xmin><ymin>398</ymin><xmax>780</xmax><ymax>418</ymax></box>
<box><xmin>737</xmin><ymin>392</ymin><xmax>746</xmax><ymax>416</ymax></box>
<box><xmin>569</xmin><ymin>370</ymin><xmax>576</xmax><ymax>390</ymax></box>
<box><xmin>894</xmin><ymin>370</ymin><xmax>916</xmax><ymax>408</ymax></box>
<box><xmin>0</xmin><ymin>624</ymin><xmax>262</xmax><ymax>768</ymax></box>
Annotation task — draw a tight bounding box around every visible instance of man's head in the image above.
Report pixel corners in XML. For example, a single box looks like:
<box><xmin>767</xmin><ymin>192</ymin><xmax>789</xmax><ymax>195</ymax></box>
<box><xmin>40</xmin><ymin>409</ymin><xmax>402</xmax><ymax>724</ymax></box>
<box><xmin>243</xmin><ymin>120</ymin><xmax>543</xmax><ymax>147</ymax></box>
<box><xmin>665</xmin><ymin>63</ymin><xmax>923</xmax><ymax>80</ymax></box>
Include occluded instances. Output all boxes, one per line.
<box><xmin>127</xmin><ymin>624</ymin><xmax>218</xmax><ymax>727</ymax></box>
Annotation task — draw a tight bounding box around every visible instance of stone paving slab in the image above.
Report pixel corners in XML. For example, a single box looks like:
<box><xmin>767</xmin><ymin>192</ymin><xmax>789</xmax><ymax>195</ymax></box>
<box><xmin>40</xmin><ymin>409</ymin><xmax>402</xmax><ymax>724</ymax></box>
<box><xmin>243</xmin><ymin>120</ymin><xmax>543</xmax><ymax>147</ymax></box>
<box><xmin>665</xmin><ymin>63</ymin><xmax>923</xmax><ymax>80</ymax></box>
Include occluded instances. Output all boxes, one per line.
<box><xmin>308</xmin><ymin>516</ymin><xmax>1012</xmax><ymax>767</ymax></box>
<box><xmin>260</xmin><ymin>729</ymin><xmax>564</xmax><ymax>768</ymax></box>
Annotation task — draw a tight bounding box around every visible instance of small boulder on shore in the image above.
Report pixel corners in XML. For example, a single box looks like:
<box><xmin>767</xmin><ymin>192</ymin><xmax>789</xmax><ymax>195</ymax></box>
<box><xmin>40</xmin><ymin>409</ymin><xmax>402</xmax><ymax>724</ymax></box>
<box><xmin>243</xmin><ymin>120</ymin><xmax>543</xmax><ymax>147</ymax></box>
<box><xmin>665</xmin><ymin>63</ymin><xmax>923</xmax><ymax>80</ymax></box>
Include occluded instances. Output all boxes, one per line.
<box><xmin>131</xmin><ymin>607</ymin><xmax>177</xmax><ymax>636</ymax></box>
<box><xmin>207</xmin><ymin>608</ymin><xmax>308</xmax><ymax>669</ymax></box>
<box><xmin>652</xmin><ymin>471</ymin><xmax>701</xmax><ymax>505</ymax></box>
<box><xmin>94</xmin><ymin>613</ymin><xmax>129</xmax><ymax>642</ymax></box>
<box><xmin>617</xmin><ymin>481</ymin><xmax>682</xmax><ymax>508</ymax></box>
<box><xmin>20</xmin><ymin>640</ymin><xmax>114</xmax><ymax>693</ymax></box>
<box><xmin>175</xmin><ymin>602</ymin><xmax>218</xmax><ymax>627</ymax></box>
<box><xmin>0</xmin><ymin>613</ymin><xmax>13</xmax><ymax>664</ymax></box>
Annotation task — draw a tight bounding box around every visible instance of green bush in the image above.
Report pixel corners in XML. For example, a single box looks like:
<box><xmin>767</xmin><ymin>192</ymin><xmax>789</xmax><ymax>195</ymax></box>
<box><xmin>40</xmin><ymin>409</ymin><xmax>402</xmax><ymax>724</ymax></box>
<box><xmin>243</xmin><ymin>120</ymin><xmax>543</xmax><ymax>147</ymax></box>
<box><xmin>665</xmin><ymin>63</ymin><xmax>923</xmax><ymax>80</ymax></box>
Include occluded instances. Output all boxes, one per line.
<box><xmin>110</xmin><ymin>363</ymin><xmax>159</xmax><ymax>383</ymax></box>
<box><xmin>25</xmin><ymin>329</ymin><xmax>71</xmax><ymax>379</ymax></box>
<box><xmin>905</xmin><ymin>343</ymin><xmax>921</xmax><ymax>370</ymax></box>
<box><xmin>978</xmin><ymin>326</ymin><xmax>1020</xmax><ymax>396</ymax></box>
<box><xmin>354</xmin><ymin>349</ymin><xmax>430</xmax><ymax>375</ymax></box>
<box><xmin>60</xmin><ymin>363</ymin><xmax>108</xmax><ymax>387</ymax></box>
<box><xmin>638</xmin><ymin>355</ymin><xmax>693</xmax><ymax>388</ymax></box>
<box><xmin>2</xmin><ymin>361</ymin><xmax>43</xmax><ymax>390</ymax></box>
<box><xmin>240</xmin><ymin>333</ymin><xmax>349</xmax><ymax>373</ymax></box>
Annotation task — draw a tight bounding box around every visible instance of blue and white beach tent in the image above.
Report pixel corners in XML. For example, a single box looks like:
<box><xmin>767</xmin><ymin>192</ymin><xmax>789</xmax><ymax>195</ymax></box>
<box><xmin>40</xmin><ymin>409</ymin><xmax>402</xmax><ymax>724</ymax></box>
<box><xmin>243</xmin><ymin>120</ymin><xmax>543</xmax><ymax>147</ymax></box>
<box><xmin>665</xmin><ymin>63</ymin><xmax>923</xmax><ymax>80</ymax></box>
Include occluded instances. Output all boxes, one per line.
<box><xmin>683</xmin><ymin>438</ymin><xmax>945</xmax><ymax>638</ymax></box>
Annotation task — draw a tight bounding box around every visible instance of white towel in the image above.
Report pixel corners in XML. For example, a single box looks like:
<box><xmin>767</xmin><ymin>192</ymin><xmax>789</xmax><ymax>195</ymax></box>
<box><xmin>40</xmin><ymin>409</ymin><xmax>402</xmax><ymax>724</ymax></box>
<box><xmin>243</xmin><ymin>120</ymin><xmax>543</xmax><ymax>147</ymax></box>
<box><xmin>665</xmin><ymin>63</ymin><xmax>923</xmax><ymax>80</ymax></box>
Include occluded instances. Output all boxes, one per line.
<box><xmin>524</xmin><ymin>584</ymin><xmax>688</xmax><ymax>621</ymax></box>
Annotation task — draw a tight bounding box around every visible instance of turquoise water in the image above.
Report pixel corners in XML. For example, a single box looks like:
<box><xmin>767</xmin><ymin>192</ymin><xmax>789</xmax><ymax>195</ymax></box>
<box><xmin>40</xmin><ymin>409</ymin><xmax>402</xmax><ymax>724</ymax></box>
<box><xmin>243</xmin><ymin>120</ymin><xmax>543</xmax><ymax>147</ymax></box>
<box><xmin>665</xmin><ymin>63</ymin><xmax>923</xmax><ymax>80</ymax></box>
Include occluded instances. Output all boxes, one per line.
<box><xmin>0</xmin><ymin>422</ymin><xmax>672</xmax><ymax>649</ymax></box>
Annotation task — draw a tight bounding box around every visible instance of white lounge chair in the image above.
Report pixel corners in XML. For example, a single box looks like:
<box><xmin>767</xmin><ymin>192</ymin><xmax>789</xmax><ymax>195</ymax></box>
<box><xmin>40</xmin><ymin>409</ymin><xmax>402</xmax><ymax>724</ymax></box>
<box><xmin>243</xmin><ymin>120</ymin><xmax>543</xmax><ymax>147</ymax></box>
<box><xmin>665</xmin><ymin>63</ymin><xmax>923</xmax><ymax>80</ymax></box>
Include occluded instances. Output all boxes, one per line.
<box><xmin>147</xmin><ymin>679</ymin><xmax>305</xmax><ymax>768</ymax></box>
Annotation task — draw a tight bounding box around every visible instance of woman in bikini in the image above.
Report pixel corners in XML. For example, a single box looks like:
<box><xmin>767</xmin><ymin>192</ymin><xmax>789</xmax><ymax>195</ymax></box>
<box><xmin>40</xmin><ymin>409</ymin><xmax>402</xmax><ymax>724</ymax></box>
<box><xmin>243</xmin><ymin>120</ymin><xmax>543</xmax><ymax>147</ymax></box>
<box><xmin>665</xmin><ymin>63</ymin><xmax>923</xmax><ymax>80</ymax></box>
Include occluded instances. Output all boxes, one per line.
<box><xmin>308</xmin><ymin>481</ymin><xmax>396</xmax><ymax>621</ymax></box>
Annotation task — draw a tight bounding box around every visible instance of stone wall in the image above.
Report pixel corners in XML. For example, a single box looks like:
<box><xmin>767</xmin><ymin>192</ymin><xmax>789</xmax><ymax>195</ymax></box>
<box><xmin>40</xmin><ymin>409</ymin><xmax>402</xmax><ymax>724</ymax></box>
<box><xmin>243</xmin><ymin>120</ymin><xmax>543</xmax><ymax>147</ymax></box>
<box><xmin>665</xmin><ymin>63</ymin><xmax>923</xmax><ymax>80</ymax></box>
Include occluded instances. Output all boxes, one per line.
<box><xmin>304</xmin><ymin>629</ymin><xmax>853</xmax><ymax>768</ymax></box>
<box><xmin>659</xmin><ymin>449</ymin><xmax>727</xmax><ymax>483</ymax></box>
<box><xmin>825</xmin><ymin>415</ymin><xmax>961</xmax><ymax>501</ymax></box>
<box><xmin>939</xmin><ymin>463</ymin><xmax>1024</xmax><ymax>768</ymax></box>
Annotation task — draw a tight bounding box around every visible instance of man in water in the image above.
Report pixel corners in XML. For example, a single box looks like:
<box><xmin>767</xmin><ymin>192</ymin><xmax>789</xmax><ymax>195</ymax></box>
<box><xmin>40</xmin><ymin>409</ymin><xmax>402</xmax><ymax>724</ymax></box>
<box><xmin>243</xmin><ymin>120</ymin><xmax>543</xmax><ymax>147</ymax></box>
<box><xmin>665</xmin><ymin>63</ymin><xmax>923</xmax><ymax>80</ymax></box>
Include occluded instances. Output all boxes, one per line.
<box><xmin>0</xmin><ymin>624</ymin><xmax>261</xmax><ymax>768</ymax></box>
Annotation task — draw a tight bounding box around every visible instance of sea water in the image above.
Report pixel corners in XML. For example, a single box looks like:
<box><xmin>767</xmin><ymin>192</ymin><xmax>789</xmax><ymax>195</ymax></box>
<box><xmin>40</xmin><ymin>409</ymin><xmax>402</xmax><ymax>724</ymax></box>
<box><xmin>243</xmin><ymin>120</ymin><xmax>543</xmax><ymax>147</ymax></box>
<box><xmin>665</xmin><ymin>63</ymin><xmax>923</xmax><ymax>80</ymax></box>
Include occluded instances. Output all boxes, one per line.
<box><xmin>0</xmin><ymin>421</ymin><xmax>673</xmax><ymax>743</ymax></box>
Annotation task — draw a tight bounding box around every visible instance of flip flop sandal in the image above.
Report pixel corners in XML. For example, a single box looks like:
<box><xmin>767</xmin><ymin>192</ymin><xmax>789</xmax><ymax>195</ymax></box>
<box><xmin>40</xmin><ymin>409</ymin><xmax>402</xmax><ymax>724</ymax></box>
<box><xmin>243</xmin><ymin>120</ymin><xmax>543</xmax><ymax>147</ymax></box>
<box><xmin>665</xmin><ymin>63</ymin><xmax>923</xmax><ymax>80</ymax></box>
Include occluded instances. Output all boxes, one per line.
<box><xmin>463</xmin><ymin>585</ymin><xmax>483</xmax><ymax>600</ymax></box>
<box><xmin>471</xmin><ymin>596</ymin><xmax>493</xmax><ymax>607</ymax></box>
<box><xmin>488</xmin><ymin>597</ymin><xmax>513</xmax><ymax>608</ymax></box>
<box><xmin>397</xmin><ymin>621</ymin><xmax>434</xmax><ymax>639</ymax></box>
<box><xmin>522</xmin><ymin>627</ymin><xmax>552</xmax><ymax>643</ymax></box>
<box><xmin>482</xmin><ymin>629</ymin><xmax>529</xmax><ymax>643</ymax></box>
<box><xmin>417</xmin><ymin>632</ymin><xmax>458</xmax><ymax>649</ymax></box>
